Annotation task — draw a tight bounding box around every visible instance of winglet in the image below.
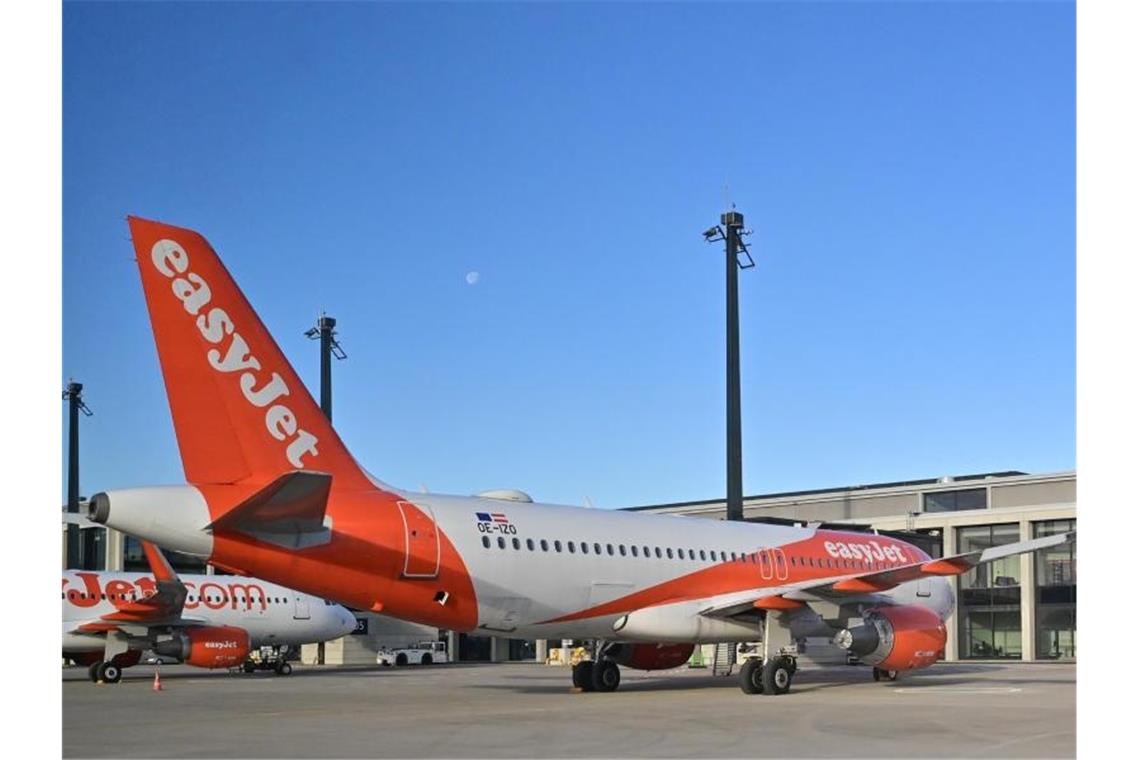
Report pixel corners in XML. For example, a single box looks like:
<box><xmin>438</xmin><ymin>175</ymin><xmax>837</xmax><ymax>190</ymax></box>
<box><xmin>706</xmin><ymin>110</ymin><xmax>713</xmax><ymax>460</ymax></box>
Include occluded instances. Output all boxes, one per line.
<box><xmin>142</xmin><ymin>540</ymin><xmax>180</xmax><ymax>584</ymax></box>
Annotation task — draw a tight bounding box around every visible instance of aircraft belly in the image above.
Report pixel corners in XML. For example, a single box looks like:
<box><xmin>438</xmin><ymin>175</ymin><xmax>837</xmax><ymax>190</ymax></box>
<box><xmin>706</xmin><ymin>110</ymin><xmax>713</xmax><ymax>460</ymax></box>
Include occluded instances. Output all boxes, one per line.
<box><xmin>63</xmin><ymin>633</ymin><xmax>103</xmax><ymax>651</ymax></box>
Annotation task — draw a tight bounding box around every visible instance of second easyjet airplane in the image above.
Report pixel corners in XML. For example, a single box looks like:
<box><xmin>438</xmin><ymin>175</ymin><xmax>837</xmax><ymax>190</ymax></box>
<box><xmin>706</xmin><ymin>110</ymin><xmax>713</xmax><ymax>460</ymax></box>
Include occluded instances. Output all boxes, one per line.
<box><xmin>87</xmin><ymin>217</ymin><xmax>1072</xmax><ymax>695</ymax></box>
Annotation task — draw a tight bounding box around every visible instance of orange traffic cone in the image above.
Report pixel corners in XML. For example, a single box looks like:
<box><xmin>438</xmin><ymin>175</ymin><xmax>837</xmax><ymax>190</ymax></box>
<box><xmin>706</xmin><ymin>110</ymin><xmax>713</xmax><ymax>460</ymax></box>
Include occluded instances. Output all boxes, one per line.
<box><xmin>153</xmin><ymin>669</ymin><xmax>163</xmax><ymax>692</ymax></box>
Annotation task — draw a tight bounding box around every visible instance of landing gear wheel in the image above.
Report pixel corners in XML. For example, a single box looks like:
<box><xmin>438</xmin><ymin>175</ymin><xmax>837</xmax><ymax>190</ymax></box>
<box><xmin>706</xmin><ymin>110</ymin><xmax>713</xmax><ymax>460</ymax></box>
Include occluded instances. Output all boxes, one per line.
<box><xmin>872</xmin><ymin>667</ymin><xmax>899</xmax><ymax>682</ymax></box>
<box><xmin>739</xmin><ymin>658</ymin><xmax>765</xmax><ymax>695</ymax></box>
<box><xmin>573</xmin><ymin>660</ymin><xmax>595</xmax><ymax>691</ymax></box>
<box><xmin>242</xmin><ymin>661</ymin><xmax>255</xmax><ymax>674</ymax></box>
<box><xmin>275</xmin><ymin>661</ymin><xmax>292</xmax><ymax>676</ymax></box>
<box><xmin>761</xmin><ymin>657</ymin><xmax>793</xmax><ymax>695</ymax></box>
<box><xmin>88</xmin><ymin>662</ymin><xmax>102</xmax><ymax>683</ymax></box>
<box><xmin>591</xmin><ymin>659</ymin><xmax>621</xmax><ymax>692</ymax></box>
<box><xmin>97</xmin><ymin>662</ymin><xmax>122</xmax><ymax>684</ymax></box>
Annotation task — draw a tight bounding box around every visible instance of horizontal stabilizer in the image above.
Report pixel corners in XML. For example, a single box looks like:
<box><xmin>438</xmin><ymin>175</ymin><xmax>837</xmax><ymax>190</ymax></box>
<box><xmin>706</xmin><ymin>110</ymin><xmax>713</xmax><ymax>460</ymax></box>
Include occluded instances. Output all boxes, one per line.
<box><xmin>208</xmin><ymin>470</ymin><xmax>333</xmax><ymax>549</ymax></box>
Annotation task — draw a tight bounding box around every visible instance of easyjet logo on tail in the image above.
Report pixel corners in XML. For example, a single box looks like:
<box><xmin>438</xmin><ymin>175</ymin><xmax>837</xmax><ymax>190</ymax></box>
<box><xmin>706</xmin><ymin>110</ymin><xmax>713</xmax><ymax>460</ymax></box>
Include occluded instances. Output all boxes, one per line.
<box><xmin>151</xmin><ymin>239</ymin><xmax>319</xmax><ymax>468</ymax></box>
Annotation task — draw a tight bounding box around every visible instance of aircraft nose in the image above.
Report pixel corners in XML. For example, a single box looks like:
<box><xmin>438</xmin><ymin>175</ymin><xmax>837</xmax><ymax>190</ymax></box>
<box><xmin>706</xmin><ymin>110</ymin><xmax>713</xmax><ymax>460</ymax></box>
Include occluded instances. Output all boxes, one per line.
<box><xmin>337</xmin><ymin>607</ymin><xmax>357</xmax><ymax>636</ymax></box>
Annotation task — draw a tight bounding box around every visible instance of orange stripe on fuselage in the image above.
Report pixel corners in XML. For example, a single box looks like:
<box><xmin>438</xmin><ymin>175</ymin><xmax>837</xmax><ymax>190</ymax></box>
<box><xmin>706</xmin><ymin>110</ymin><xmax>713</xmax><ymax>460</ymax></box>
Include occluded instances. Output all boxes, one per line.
<box><xmin>537</xmin><ymin>531</ymin><xmax>927</xmax><ymax>625</ymax></box>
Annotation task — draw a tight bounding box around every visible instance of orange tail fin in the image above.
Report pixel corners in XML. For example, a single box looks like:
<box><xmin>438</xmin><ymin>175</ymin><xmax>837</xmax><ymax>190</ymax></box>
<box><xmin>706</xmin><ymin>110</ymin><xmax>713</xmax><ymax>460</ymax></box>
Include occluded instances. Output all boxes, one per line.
<box><xmin>127</xmin><ymin>216</ymin><xmax>372</xmax><ymax>491</ymax></box>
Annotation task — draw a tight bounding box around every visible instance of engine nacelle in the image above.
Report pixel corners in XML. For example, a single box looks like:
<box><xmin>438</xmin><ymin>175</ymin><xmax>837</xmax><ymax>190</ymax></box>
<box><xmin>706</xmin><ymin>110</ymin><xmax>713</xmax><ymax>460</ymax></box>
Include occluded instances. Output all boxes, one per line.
<box><xmin>834</xmin><ymin>605</ymin><xmax>946</xmax><ymax>672</ymax></box>
<box><xmin>608</xmin><ymin>643</ymin><xmax>695</xmax><ymax>671</ymax></box>
<box><xmin>154</xmin><ymin>626</ymin><xmax>251</xmax><ymax>669</ymax></box>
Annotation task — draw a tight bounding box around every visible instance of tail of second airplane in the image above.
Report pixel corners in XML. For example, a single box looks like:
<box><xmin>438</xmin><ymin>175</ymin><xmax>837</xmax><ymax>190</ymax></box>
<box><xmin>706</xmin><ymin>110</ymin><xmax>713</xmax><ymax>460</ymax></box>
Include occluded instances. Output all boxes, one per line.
<box><xmin>127</xmin><ymin>216</ymin><xmax>373</xmax><ymax>491</ymax></box>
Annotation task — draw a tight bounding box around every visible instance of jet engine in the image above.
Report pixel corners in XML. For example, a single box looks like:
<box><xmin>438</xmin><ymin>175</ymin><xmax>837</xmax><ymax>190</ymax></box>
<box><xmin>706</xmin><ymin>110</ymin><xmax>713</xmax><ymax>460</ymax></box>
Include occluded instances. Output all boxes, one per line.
<box><xmin>833</xmin><ymin>605</ymin><xmax>946</xmax><ymax>672</ymax></box>
<box><xmin>606</xmin><ymin>643</ymin><xmax>695</xmax><ymax>671</ymax></box>
<box><xmin>153</xmin><ymin>626</ymin><xmax>251</xmax><ymax>669</ymax></box>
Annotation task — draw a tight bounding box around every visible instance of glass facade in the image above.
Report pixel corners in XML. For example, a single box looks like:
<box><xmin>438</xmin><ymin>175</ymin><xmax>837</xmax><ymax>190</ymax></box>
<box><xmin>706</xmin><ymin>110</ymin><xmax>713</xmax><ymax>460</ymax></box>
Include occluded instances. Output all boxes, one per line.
<box><xmin>78</xmin><ymin>527</ymin><xmax>106</xmax><ymax>571</ymax></box>
<box><xmin>1034</xmin><ymin>519</ymin><xmax>1076</xmax><ymax>659</ymax></box>
<box><xmin>958</xmin><ymin>523</ymin><xmax>1021</xmax><ymax>659</ymax></box>
<box><xmin>924</xmin><ymin>488</ymin><xmax>987</xmax><ymax>513</ymax></box>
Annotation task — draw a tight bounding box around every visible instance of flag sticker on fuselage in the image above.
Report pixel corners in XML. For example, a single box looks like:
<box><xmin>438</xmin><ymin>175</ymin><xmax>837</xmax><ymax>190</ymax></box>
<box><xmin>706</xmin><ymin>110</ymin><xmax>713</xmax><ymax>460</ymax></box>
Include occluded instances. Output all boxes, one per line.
<box><xmin>475</xmin><ymin>512</ymin><xmax>517</xmax><ymax>535</ymax></box>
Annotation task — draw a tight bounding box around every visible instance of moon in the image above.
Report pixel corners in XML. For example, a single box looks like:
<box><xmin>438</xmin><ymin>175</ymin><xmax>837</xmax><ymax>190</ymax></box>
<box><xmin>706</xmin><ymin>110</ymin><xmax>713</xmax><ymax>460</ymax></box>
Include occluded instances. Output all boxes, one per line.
<box><xmin>465</xmin><ymin>271</ymin><xmax>480</xmax><ymax>285</ymax></box>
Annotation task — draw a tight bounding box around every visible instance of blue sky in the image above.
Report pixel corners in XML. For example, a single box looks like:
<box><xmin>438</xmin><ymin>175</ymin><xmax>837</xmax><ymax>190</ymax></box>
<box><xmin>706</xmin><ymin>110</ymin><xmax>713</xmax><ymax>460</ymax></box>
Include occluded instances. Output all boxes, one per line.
<box><xmin>62</xmin><ymin>1</ymin><xmax>1074</xmax><ymax>509</ymax></box>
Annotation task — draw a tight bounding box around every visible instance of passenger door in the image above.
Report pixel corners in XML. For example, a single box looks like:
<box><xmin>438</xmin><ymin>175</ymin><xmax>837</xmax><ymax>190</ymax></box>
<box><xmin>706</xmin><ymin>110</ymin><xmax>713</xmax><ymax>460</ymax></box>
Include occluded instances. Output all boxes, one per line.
<box><xmin>397</xmin><ymin>501</ymin><xmax>441</xmax><ymax>578</ymax></box>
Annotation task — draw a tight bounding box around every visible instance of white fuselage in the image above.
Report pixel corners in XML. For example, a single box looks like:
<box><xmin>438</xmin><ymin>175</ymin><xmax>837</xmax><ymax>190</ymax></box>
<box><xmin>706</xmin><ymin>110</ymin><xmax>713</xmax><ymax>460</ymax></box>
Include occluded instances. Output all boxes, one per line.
<box><xmin>61</xmin><ymin>570</ymin><xmax>357</xmax><ymax>653</ymax></box>
<box><xmin>407</xmin><ymin>491</ymin><xmax>956</xmax><ymax>641</ymax></box>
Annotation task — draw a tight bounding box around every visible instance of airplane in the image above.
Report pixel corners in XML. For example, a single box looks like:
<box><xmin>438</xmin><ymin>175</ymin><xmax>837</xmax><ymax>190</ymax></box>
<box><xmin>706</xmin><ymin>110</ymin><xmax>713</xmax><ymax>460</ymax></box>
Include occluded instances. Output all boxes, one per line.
<box><xmin>85</xmin><ymin>216</ymin><xmax>1074</xmax><ymax>695</ymax></box>
<box><xmin>63</xmin><ymin>537</ymin><xmax>357</xmax><ymax>683</ymax></box>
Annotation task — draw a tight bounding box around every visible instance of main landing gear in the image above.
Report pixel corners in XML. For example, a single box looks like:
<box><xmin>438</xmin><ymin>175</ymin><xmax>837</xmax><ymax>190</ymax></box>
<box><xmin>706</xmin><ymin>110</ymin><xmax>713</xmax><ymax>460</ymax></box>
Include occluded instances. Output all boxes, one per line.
<box><xmin>872</xmin><ymin>667</ymin><xmax>899</xmax><ymax>682</ymax></box>
<box><xmin>86</xmin><ymin>660</ymin><xmax>123</xmax><ymax>684</ymax></box>
<box><xmin>738</xmin><ymin>611</ymin><xmax>799</xmax><ymax>696</ymax></box>
<box><xmin>571</xmin><ymin>658</ymin><xmax>621</xmax><ymax>693</ymax></box>
<box><xmin>738</xmin><ymin>656</ymin><xmax>797</xmax><ymax>695</ymax></box>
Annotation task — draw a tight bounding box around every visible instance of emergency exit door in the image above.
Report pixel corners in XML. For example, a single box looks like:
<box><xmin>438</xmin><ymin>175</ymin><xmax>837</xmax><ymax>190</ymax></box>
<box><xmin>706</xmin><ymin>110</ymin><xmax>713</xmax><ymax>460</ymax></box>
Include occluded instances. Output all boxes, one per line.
<box><xmin>397</xmin><ymin>501</ymin><xmax>441</xmax><ymax>578</ymax></box>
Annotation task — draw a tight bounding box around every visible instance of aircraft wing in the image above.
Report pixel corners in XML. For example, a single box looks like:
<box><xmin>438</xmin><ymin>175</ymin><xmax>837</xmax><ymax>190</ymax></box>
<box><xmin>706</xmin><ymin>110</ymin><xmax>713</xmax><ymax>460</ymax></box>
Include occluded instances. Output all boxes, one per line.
<box><xmin>699</xmin><ymin>531</ymin><xmax>1074</xmax><ymax>619</ymax></box>
<box><xmin>69</xmin><ymin>541</ymin><xmax>190</xmax><ymax>634</ymax></box>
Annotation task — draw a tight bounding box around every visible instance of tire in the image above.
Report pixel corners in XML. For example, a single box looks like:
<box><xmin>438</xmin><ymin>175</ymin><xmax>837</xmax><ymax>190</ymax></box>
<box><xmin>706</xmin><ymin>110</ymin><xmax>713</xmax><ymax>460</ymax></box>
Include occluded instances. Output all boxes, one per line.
<box><xmin>421</xmin><ymin>654</ymin><xmax>433</xmax><ymax>665</ymax></box>
<box><xmin>88</xmin><ymin>662</ymin><xmax>102</xmax><ymax>683</ymax></box>
<box><xmin>872</xmin><ymin>667</ymin><xmax>881</xmax><ymax>682</ymax></box>
<box><xmin>242</xmin><ymin>661</ymin><xmax>255</xmax><ymax>674</ymax></box>
<box><xmin>591</xmin><ymin>660</ymin><xmax>621</xmax><ymax>693</ymax></box>
<box><xmin>395</xmin><ymin>653</ymin><xmax>408</xmax><ymax>667</ymax></box>
<box><xmin>98</xmin><ymin>662</ymin><xmax>123</xmax><ymax>684</ymax></box>
<box><xmin>573</xmin><ymin>660</ymin><xmax>595</xmax><ymax>691</ymax></box>
<box><xmin>761</xmin><ymin>657</ymin><xmax>793</xmax><ymax>695</ymax></box>
<box><xmin>739</xmin><ymin>658</ymin><xmax>764</xmax><ymax>695</ymax></box>
<box><xmin>275</xmin><ymin>662</ymin><xmax>293</xmax><ymax>676</ymax></box>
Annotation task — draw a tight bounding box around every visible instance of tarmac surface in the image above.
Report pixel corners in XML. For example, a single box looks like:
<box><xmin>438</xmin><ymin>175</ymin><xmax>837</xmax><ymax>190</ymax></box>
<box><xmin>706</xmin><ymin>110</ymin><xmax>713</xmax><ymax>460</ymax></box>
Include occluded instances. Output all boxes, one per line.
<box><xmin>63</xmin><ymin>660</ymin><xmax>1075</xmax><ymax>758</ymax></box>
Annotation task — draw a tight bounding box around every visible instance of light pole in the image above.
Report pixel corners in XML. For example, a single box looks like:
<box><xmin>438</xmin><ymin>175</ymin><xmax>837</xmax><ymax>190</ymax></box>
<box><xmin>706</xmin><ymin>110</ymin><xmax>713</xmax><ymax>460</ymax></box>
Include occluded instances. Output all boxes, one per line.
<box><xmin>63</xmin><ymin>381</ymin><xmax>93</xmax><ymax>567</ymax></box>
<box><xmin>703</xmin><ymin>210</ymin><xmax>754</xmax><ymax>522</ymax></box>
<box><xmin>304</xmin><ymin>313</ymin><xmax>347</xmax><ymax>421</ymax></box>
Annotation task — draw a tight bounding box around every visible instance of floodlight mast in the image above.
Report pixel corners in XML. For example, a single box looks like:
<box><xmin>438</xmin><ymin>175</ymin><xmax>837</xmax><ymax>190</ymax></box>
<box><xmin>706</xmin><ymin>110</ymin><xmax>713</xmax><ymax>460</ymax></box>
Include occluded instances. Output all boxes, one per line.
<box><xmin>704</xmin><ymin>210</ymin><xmax>754</xmax><ymax>522</ymax></box>
<box><xmin>304</xmin><ymin>313</ymin><xmax>346</xmax><ymax>422</ymax></box>
<box><xmin>62</xmin><ymin>380</ymin><xmax>92</xmax><ymax>567</ymax></box>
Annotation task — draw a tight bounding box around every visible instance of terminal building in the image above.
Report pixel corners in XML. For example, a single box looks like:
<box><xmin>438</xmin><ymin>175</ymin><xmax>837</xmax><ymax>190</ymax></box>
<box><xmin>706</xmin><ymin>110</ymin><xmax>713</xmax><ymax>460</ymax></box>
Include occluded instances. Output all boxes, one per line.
<box><xmin>64</xmin><ymin>469</ymin><xmax>1075</xmax><ymax>664</ymax></box>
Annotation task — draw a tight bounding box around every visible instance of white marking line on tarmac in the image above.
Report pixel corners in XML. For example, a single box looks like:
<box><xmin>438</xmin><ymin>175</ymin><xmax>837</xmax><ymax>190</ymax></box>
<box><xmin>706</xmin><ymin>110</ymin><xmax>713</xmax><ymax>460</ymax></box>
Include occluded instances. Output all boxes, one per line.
<box><xmin>893</xmin><ymin>687</ymin><xmax>1023</xmax><ymax>694</ymax></box>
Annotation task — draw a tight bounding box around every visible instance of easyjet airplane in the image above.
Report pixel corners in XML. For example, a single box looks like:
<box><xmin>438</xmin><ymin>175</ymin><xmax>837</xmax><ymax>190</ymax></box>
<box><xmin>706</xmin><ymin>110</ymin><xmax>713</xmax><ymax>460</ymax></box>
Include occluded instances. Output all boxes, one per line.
<box><xmin>63</xmin><ymin>538</ymin><xmax>357</xmax><ymax>683</ymax></box>
<box><xmin>86</xmin><ymin>217</ymin><xmax>1073</xmax><ymax>695</ymax></box>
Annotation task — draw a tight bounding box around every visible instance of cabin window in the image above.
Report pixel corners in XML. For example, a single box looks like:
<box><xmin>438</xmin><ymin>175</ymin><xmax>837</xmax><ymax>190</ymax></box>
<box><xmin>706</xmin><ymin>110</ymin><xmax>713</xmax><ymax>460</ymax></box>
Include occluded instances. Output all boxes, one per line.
<box><xmin>655</xmin><ymin>547</ymin><xmax>662</xmax><ymax>559</ymax></box>
<box><xmin>607</xmin><ymin>544</ymin><xmax>614</xmax><ymax>556</ymax></box>
<box><xmin>666</xmin><ymin>548</ymin><xmax>674</xmax><ymax>559</ymax></box>
<box><xmin>619</xmin><ymin>545</ymin><xmax>627</xmax><ymax>556</ymax></box>
<box><xmin>568</xmin><ymin>541</ymin><xmax>577</xmax><ymax>554</ymax></box>
<box><xmin>554</xmin><ymin>540</ymin><xmax>562</xmax><ymax>552</ymax></box>
<box><xmin>511</xmin><ymin>538</ymin><xmax>521</xmax><ymax>550</ymax></box>
<box><xmin>481</xmin><ymin>536</ymin><xmax>490</xmax><ymax>549</ymax></box>
<box><xmin>699</xmin><ymin>550</ymin><xmax>707</xmax><ymax>561</ymax></box>
<box><xmin>526</xmin><ymin>538</ymin><xmax>535</xmax><ymax>551</ymax></box>
<box><xmin>582</xmin><ymin>542</ymin><xmax>589</xmax><ymax>554</ymax></box>
<box><xmin>497</xmin><ymin>537</ymin><xmax>506</xmax><ymax>549</ymax></box>
<box><xmin>540</xmin><ymin>539</ymin><xmax>549</xmax><ymax>552</ymax></box>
